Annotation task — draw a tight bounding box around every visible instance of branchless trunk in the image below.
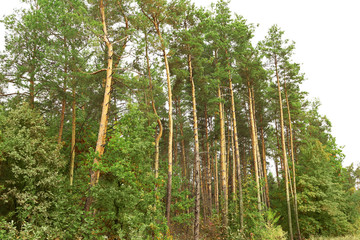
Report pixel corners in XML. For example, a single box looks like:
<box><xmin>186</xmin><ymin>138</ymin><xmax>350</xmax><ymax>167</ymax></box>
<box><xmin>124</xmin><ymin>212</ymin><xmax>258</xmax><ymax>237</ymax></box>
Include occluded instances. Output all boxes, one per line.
<box><xmin>84</xmin><ymin>0</ymin><xmax>113</xmax><ymax>212</ymax></box>
<box><xmin>178</xmin><ymin>99</ymin><xmax>187</xmax><ymax>176</ymax></box>
<box><xmin>69</xmin><ymin>86</ymin><xmax>76</xmax><ymax>186</ymax></box>
<box><xmin>284</xmin><ymin>78</ymin><xmax>301</xmax><ymax>239</ymax></box>
<box><xmin>247</xmin><ymin>78</ymin><xmax>261</xmax><ymax>212</ymax></box>
<box><xmin>218</xmin><ymin>86</ymin><xmax>228</xmax><ymax>227</ymax></box>
<box><xmin>260</xmin><ymin>119</ymin><xmax>270</xmax><ymax>208</ymax></box>
<box><xmin>188</xmin><ymin>52</ymin><xmax>201</xmax><ymax>240</ymax></box>
<box><xmin>275</xmin><ymin>55</ymin><xmax>293</xmax><ymax>240</ymax></box>
<box><xmin>227</xmin><ymin>63</ymin><xmax>243</xmax><ymax>228</ymax></box>
<box><xmin>204</xmin><ymin>106</ymin><xmax>212</xmax><ymax>215</ymax></box>
<box><xmin>214</xmin><ymin>141</ymin><xmax>219</xmax><ymax>214</ymax></box>
<box><xmin>251</xmin><ymin>87</ymin><xmax>265</xmax><ymax>207</ymax></box>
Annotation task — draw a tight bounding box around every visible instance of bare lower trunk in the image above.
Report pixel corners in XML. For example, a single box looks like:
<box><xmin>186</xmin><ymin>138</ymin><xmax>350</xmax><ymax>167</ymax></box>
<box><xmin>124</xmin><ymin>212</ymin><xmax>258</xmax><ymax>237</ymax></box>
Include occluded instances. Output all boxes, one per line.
<box><xmin>247</xmin><ymin>79</ymin><xmax>261</xmax><ymax>212</ymax></box>
<box><xmin>228</xmin><ymin>66</ymin><xmax>244</xmax><ymax>228</ymax></box>
<box><xmin>204</xmin><ymin>107</ymin><xmax>212</xmax><ymax>215</ymax></box>
<box><xmin>275</xmin><ymin>56</ymin><xmax>293</xmax><ymax>240</ymax></box>
<box><xmin>69</xmin><ymin>87</ymin><xmax>76</xmax><ymax>186</ymax></box>
<box><xmin>218</xmin><ymin>86</ymin><xmax>228</xmax><ymax>227</ymax></box>
<box><xmin>260</xmin><ymin>121</ymin><xmax>270</xmax><ymax>208</ymax></box>
<box><xmin>284</xmin><ymin>79</ymin><xmax>301</xmax><ymax>239</ymax></box>
<box><xmin>214</xmin><ymin>141</ymin><xmax>219</xmax><ymax>214</ymax></box>
<box><xmin>188</xmin><ymin>53</ymin><xmax>201</xmax><ymax>240</ymax></box>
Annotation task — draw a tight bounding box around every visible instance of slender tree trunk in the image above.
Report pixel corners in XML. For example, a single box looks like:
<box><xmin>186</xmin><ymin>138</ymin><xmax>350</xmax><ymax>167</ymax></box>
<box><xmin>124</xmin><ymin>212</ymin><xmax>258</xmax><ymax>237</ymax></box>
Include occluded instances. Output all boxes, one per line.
<box><xmin>227</xmin><ymin>66</ymin><xmax>244</xmax><ymax>228</ymax></box>
<box><xmin>204</xmin><ymin>106</ymin><xmax>212</xmax><ymax>215</ymax></box>
<box><xmin>251</xmin><ymin>87</ymin><xmax>265</xmax><ymax>207</ymax></box>
<box><xmin>218</xmin><ymin>86</ymin><xmax>228</xmax><ymax>227</ymax></box>
<box><xmin>145</xmin><ymin>32</ymin><xmax>163</xmax><ymax>180</ymax></box>
<box><xmin>231</xmin><ymin>125</ymin><xmax>236</xmax><ymax>201</ymax></box>
<box><xmin>69</xmin><ymin>87</ymin><xmax>76</xmax><ymax>186</ymax></box>
<box><xmin>275</xmin><ymin>55</ymin><xmax>293</xmax><ymax>240</ymax></box>
<box><xmin>178</xmin><ymin>99</ymin><xmax>187</xmax><ymax>176</ymax></box>
<box><xmin>214</xmin><ymin>141</ymin><xmax>219</xmax><ymax>214</ymax></box>
<box><xmin>260</xmin><ymin>118</ymin><xmax>270</xmax><ymax>208</ymax></box>
<box><xmin>247</xmin><ymin>79</ymin><xmax>262</xmax><ymax>212</ymax></box>
<box><xmin>152</xmin><ymin>19</ymin><xmax>173</xmax><ymax>225</ymax></box>
<box><xmin>187</xmin><ymin>52</ymin><xmax>201</xmax><ymax>240</ymax></box>
<box><xmin>284</xmin><ymin>79</ymin><xmax>301</xmax><ymax>239</ymax></box>
<box><xmin>84</xmin><ymin>0</ymin><xmax>113</xmax><ymax>212</ymax></box>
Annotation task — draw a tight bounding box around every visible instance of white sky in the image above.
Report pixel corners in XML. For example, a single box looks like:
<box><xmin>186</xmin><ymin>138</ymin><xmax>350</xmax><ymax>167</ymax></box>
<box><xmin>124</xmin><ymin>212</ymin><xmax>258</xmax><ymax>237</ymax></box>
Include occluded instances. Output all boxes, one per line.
<box><xmin>191</xmin><ymin>0</ymin><xmax>360</xmax><ymax>168</ymax></box>
<box><xmin>1</xmin><ymin>0</ymin><xmax>359</xmax><ymax>167</ymax></box>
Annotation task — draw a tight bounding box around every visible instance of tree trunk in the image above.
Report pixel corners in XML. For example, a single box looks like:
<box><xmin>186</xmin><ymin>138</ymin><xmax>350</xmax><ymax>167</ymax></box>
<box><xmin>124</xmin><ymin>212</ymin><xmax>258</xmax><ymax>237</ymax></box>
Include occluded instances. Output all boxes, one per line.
<box><xmin>188</xmin><ymin>52</ymin><xmax>201</xmax><ymax>240</ymax></box>
<box><xmin>69</xmin><ymin>87</ymin><xmax>76</xmax><ymax>186</ymax></box>
<box><xmin>218</xmin><ymin>86</ymin><xmax>228</xmax><ymax>227</ymax></box>
<box><xmin>214</xmin><ymin>141</ymin><xmax>219</xmax><ymax>214</ymax></box>
<box><xmin>247</xmin><ymin>79</ymin><xmax>261</xmax><ymax>212</ymax></box>
<box><xmin>260</xmin><ymin>117</ymin><xmax>270</xmax><ymax>208</ymax></box>
<box><xmin>275</xmin><ymin>55</ymin><xmax>293</xmax><ymax>240</ymax></box>
<box><xmin>228</xmin><ymin>67</ymin><xmax>244</xmax><ymax>228</ymax></box>
<box><xmin>204</xmin><ymin>106</ymin><xmax>212</xmax><ymax>216</ymax></box>
<box><xmin>284</xmin><ymin>78</ymin><xmax>301</xmax><ymax>239</ymax></box>
<box><xmin>145</xmin><ymin>32</ymin><xmax>163</xmax><ymax>180</ymax></box>
<box><xmin>84</xmin><ymin>0</ymin><xmax>113</xmax><ymax>212</ymax></box>
<box><xmin>178</xmin><ymin>98</ymin><xmax>187</xmax><ymax>177</ymax></box>
<box><xmin>152</xmin><ymin>19</ymin><xmax>173</xmax><ymax>225</ymax></box>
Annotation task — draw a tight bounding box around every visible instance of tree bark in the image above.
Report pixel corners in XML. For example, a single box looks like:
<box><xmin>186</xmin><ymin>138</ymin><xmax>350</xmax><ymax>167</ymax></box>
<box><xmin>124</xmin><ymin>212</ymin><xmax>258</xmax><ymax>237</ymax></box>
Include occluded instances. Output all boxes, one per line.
<box><xmin>228</xmin><ymin>65</ymin><xmax>244</xmax><ymax>228</ymax></box>
<box><xmin>84</xmin><ymin>0</ymin><xmax>113</xmax><ymax>212</ymax></box>
<box><xmin>187</xmin><ymin>52</ymin><xmax>201</xmax><ymax>240</ymax></box>
<box><xmin>152</xmin><ymin>18</ymin><xmax>173</xmax><ymax>225</ymax></box>
<box><xmin>275</xmin><ymin>55</ymin><xmax>293</xmax><ymax>240</ymax></box>
<box><xmin>247</xmin><ymin>79</ymin><xmax>262</xmax><ymax>212</ymax></box>
<box><xmin>145</xmin><ymin>32</ymin><xmax>163</xmax><ymax>180</ymax></box>
<box><xmin>218</xmin><ymin>86</ymin><xmax>228</xmax><ymax>227</ymax></box>
<box><xmin>204</xmin><ymin>106</ymin><xmax>212</xmax><ymax>215</ymax></box>
<box><xmin>214</xmin><ymin>141</ymin><xmax>219</xmax><ymax>214</ymax></box>
<box><xmin>260</xmin><ymin>117</ymin><xmax>270</xmax><ymax>208</ymax></box>
<box><xmin>69</xmin><ymin>87</ymin><xmax>76</xmax><ymax>186</ymax></box>
<box><xmin>284</xmin><ymin>78</ymin><xmax>301</xmax><ymax>239</ymax></box>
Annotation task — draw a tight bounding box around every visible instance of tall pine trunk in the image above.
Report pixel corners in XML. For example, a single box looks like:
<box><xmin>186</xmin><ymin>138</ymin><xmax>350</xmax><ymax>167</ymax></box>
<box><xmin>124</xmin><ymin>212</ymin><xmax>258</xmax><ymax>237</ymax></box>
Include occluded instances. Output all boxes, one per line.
<box><xmin>85</xmin><ymin>0</ymin><xmax>113</xmax><ymax>211</ymax></box>
<box><xmin>69</xmin><ymin>86</ymin><xmax>76</xmax><ymax>186</ymax></box>
<box><xmin>228</xmin><ymin>64</ymin><xmax>243</xmax><ymax>228</ymax></box>
<box><xmin>204</xmin><ymin>106</ymin><xmax>212</xmax><ymax>215</ymax></box>
<box><xmin>218</xmin><ymin>86</ymin><xmax>228</xmax><ymax>227</ymax></box>
<box><xmin>152</xmin><ymin>19</ymin><xmax>173</xmax><ymax>224</ymax></box>
<box><xmin>247</xmin><ymin>79</ymin><xmax>262</xmax><ymax>211</ymax></box>
<box><xmin>275</xmin><ymin>55</ymin><xmax>293</xmax><ymax>240</ymax></box>
<box><xmin>284</xmin><ymin>78</ymin><xmax>301</xmax><ymax>239</ymax></box>
<box><xmin>188</xmin><ymin>52</ymin><xmax>201</xmax><ymax>240</ymax></box>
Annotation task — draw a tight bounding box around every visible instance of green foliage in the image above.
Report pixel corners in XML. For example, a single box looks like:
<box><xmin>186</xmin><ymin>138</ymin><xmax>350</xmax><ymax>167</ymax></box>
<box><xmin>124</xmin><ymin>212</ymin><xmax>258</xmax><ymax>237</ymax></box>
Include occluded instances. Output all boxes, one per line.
<box><xmin>0</xmin><ymin>103</ymin><xmax>64</xmax><ymax>236</ymax></box>
<box><xmin>296</xmin><ymin>133</ymin><xmax>356</xmax><ymax>237</ymax></box>
<box><xmin>88</xmin><ymin>105</ymin><xmax>168</xmax><ymax>239</ymax></box>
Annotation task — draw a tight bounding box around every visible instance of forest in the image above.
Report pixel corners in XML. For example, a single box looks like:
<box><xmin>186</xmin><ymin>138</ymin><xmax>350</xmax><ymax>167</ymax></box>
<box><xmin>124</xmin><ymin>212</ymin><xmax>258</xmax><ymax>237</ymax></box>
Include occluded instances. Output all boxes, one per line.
<box><xmin>0</xmin><ymin>0</ymin><xmax>359</xmax><ymax>239</ymax></box>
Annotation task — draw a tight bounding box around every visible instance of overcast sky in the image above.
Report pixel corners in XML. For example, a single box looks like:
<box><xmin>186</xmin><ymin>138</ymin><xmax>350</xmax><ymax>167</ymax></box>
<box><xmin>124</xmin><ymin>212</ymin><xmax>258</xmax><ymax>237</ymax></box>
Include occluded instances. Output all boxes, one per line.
<box><xmin>1</xmin><ymin>0</ymin><xmax>359</xmax><ymax>167</ymax></box>
<box><xmin>194</xmin><ymin>0</ymin><xmax>360</xmax><ymax>168</ymax></box>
